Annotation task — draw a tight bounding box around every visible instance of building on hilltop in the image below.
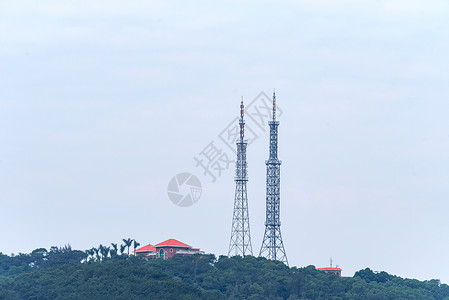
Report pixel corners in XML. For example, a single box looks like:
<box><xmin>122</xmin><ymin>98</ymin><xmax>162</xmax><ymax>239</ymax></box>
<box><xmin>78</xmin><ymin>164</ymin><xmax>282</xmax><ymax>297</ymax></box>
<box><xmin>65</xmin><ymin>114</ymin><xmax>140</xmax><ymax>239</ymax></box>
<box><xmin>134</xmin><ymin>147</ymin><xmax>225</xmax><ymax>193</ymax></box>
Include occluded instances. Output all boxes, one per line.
<box><xmin>316</xmin><ymin>267</ymin><xmax>342</xmax><ymax>277</ymax></box>
<box><xmin>316</xmin><ymin>258</ymin><xmax>342</xmax><ymax>276</ymax></box>
<box><xmin>135</xmin><ymin>239</ymin><xmax>203</xmax><ymax>260</ymax></box>
<box><xmin>134</xmin><ymin>244</ymin><xmax>156</xmax><ymax>259</ymax></box>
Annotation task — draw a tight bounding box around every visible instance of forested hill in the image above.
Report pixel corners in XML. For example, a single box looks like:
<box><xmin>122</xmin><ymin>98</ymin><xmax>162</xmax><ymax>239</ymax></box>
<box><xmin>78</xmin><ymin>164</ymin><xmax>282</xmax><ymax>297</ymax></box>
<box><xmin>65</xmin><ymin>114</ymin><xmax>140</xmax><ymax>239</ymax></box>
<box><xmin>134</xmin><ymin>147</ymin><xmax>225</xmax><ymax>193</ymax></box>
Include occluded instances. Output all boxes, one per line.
<box><xmin>1</xmin><ymin>246</ymin><xmax>448</xmax><ymax>299</ymax></box>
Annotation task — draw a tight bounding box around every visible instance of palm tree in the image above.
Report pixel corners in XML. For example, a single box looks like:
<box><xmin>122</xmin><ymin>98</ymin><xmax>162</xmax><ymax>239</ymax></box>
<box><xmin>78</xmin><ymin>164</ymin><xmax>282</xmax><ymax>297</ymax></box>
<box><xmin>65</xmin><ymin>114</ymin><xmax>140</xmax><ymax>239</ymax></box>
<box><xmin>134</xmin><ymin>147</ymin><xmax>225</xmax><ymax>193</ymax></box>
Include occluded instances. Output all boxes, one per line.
<box><xmin>93</xmin><ymin>248</ymin><xmax>100</xmax><ymax>262</ymax></box>
<box><xmin>122</xmin><ymin>238</ymin><xmax>133</xmax><ymax>255</ymax></box>
<box><xmin>132</xmin><ymin>240</ymin><xmax>141</xmax><ymax>255</ymax></box>
<box><xmin>89</xmin><ymin>248</ymin><xmax>96</xmax><ymax>262</ymax></box>
<box><xmin>103</xmin><ymin>246</ymin><xmax>111</xmax><ymax>261</ymax></box>
<box><xmin>110</xmin><ymin>243</ymin><xmax>118</xmax><ymax>257</ymax></box>
<box><xmin>98</xmin><ymin>244</ymin><xmax>104</xmax><ymax>262</ymax></box>
<box><xmin>85</xmin><ymin>249</ymin><xmax>95</xmax><ymax>263</ymax></box>
<box><xmin>98</xmin><ymin>244</ymin><xmax>111</xmax><ymax>262</ymax></box>
<box><xmin>84</xmin><ymin>250</ymin><xmax>90</xmax><ymax>263</ymax></box>
<box><xmin>120</xmin><ymin>244</ymin><xmax>126</xmax><ymax>255</ymax></box>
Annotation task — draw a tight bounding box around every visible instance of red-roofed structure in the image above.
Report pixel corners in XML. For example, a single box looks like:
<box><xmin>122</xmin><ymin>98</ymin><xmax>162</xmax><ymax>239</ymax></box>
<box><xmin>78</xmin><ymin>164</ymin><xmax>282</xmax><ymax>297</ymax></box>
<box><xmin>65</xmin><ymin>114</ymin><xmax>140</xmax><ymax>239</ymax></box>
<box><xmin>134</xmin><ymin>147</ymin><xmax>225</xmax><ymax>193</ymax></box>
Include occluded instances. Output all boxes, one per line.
<box><xmin>135</xmin><ymin>239</ymin><xmax>203</xmax><ymax>260</ymax></box>
<box><xmin>316</xmin><ymin>267</ymin><xmax>342</xmax><ymax>277</ymax></box>
<box><xmin>154</xmin><ymin>239</ymin><xmax>201</xmax><ymax>259</ymax></box>
<box><xmin>135</xmin><ymin>244</ymin><xmax>156</xmax><ymax>259</ymax></box>
<box><xmin>154</xmin><ymin>239</ymin><xmax>191</xmax><ymax>248</ymax></box>
<box><xmin>136</xmin><ymin>244</ymin><xmax>156</xmax><ymax>252</ymax></box>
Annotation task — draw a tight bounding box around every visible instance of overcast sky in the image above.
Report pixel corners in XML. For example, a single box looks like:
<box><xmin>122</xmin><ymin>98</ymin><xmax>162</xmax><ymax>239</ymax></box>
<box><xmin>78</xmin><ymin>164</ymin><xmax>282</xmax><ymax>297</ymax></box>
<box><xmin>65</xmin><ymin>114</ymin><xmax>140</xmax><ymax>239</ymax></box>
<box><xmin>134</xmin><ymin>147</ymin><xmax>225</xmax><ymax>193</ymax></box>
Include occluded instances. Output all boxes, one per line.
<box><xmin>1</xmin><ymin>0</ymin><xmax>449</xmax><ymax>283</ymax></box>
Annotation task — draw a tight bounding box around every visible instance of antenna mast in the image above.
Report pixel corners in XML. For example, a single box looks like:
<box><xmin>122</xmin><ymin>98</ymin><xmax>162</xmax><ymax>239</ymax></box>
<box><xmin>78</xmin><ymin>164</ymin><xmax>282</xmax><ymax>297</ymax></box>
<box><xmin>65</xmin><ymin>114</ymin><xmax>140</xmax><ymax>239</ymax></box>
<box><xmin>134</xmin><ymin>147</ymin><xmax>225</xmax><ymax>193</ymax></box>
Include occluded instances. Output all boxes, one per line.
<box><xmin>259</xmin><ymin>90</ymin><xmax>288</xmax><ymax>265</ymax></box>
<box><xmin>228</xmin><ymin>97</ymin><xmax>253</xmax><ymax>257</ymax></box>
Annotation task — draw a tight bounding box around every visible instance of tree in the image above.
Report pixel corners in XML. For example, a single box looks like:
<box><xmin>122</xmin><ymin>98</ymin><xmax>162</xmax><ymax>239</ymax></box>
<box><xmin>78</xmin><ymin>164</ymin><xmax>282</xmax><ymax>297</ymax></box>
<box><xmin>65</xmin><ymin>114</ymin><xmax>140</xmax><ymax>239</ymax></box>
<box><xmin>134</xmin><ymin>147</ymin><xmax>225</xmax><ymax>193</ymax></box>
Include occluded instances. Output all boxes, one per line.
<box><xmin>122</xmin><ymin>238</ymin><xmax>133</xmax><ymax>255</ymax></box>
<box><xmin>84</xmin><ymin>249</ymin><xmax>94</xmax><ymax>263</ymax></box>
<box><xmin>98</xmin><ymin>245</ymin><xmax>110</xmax><ymax>262</ymax></box>
<box><xmin>110</xmin><ymin>243</ymin><xmax>118</xmax><ymax>257</ymax></box>
<box><xmin>132</xmin><ymin>240</ymin><xmax>141</xmax><ymax>255</ymax></box>
<box><xmin>93</xmin><ymin>248</ymin><xmax>100</xmax><ymax>262</ymax></box>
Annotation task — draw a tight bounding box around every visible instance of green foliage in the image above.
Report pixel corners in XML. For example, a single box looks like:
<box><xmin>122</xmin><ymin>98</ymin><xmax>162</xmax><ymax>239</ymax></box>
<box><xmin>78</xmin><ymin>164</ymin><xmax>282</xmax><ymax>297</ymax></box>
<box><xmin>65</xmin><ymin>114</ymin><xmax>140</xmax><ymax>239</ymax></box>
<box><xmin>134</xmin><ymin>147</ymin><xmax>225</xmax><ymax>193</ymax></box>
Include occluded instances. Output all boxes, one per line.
<box><xmin>145</xmin><ymin>255</ymin><xmax>449</xmax><ymax>300</ymax></box>
<box><xmin>0</xmin><ymin>259</ymin><xmax>207</xmax><ymax>300</ymax></box>
<box><xmin>2</xmin><ymin>245</ymin><xmax>449</xmax><ymax>299</ymax></box>
<box><xmin>354</xmin><ymin>268</ymin><xmax>395</xmax><ymax>283</ymax></box>
<box><xmin>0</xmin><ymin>245</ymin><xmax>86</xmax><ymax>277</ymax></box>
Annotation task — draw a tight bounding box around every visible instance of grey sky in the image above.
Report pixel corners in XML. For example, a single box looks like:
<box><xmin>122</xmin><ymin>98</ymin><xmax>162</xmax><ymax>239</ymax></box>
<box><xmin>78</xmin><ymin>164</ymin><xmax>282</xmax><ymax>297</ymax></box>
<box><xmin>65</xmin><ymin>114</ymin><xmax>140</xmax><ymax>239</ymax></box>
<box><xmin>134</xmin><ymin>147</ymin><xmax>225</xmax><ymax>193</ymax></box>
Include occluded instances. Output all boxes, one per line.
<box><xmin>1</xmin><ymin>0</ymin><xmax>449</xmax><ymax>283</ymax></box>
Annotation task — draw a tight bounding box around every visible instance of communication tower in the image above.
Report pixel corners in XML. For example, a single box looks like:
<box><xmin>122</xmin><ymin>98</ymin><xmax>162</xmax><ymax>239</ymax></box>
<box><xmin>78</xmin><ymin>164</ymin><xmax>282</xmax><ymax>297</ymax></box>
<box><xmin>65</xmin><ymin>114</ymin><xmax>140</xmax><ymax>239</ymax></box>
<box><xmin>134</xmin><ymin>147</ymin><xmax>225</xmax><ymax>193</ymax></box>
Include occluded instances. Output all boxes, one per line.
<box><xmin>259</xmin><ymin>91</ymin><xmax>288</xmax><ymax>265</ymax></box>
<box><xmin>228</xmin><ymin>98</ymin><xmax>253</xmax><ymax>256</ymax></box>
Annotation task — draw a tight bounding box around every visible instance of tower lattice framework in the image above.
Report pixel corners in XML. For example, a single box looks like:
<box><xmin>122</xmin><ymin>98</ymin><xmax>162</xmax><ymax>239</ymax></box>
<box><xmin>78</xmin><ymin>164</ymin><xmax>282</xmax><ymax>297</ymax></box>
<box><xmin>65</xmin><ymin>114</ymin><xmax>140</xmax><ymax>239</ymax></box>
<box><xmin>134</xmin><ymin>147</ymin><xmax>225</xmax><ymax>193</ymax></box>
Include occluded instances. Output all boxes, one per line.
<box><xmin>228</xmin><ymin>99</ymin><xmax>253</xmax><ymax>257</ymax></box>
<box><xmin>259</xmin><ymin>91</ymin><xmax>288</xmax><ymax>265</ymax></box>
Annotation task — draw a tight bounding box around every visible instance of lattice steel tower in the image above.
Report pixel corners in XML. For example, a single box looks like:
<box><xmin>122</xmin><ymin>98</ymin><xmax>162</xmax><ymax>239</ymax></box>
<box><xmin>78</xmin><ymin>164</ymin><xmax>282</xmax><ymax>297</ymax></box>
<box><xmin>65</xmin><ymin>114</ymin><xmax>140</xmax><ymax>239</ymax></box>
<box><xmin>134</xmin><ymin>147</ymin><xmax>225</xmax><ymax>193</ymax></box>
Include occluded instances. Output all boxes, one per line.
<box><xmin>228</xmin><ymin>98</ymin><xmax>253</xmax><ymax>257</ymax></box>
<box><xmin>259</xmin><ymin>91</ymin><xmax>288</xmax><ymax>265</ymax></box>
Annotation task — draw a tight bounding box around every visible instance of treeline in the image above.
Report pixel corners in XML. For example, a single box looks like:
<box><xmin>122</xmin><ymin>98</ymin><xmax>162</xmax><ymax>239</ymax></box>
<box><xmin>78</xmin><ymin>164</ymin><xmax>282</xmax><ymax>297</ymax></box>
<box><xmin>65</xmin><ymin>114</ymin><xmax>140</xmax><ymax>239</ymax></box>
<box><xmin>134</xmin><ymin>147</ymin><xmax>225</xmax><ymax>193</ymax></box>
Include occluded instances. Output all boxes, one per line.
<box><xmin>1</xmin><ymin>244</ymin><xmax>449</xmax><ymax>299</ymax></box>
<box><xmin>0</xmin><ymin>238</ymin><xmax>140</xmax><ymax>277</ymax></box>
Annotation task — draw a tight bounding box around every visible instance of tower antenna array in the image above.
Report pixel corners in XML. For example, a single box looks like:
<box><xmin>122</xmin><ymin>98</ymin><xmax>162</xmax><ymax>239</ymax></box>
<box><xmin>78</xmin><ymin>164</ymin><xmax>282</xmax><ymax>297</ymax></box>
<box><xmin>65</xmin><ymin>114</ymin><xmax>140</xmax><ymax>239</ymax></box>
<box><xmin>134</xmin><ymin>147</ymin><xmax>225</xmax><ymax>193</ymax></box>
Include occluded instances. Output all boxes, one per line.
<box><xmin>259</xmin><ymin>91</ymin><xmax>288</xmax><ymax>265</ymax></box>
<box><xmin>228</xmin><ymin>97</ymin><xmax>253</xmax><ymax>257</ymax></box>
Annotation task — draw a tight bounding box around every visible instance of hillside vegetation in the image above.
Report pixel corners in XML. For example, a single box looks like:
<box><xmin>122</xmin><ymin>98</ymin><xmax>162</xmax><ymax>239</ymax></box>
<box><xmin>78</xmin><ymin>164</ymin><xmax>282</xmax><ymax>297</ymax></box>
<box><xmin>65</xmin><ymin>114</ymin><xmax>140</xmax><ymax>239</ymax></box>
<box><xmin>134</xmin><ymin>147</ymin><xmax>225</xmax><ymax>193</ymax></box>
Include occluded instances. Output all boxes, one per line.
<box><xmin>1</xmin><ymin>244</ymin><xmax>448</xmax><ymax>299</ymax></box>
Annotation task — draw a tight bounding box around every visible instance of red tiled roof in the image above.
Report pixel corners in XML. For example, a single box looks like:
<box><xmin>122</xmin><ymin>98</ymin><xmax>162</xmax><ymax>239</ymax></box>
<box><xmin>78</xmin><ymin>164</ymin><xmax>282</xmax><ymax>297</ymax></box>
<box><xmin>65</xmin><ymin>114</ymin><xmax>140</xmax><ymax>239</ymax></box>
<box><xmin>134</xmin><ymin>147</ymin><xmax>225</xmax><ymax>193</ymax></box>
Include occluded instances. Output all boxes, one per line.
<box><xmin>317</xmin><ymin>267</ymin><xmax>342</xmax><ymax>271</ymax></box>
<box><xmin>154</xmin><ymin>239</ymin><xmax>191</xmax><ymax>248</ymax></box>
<box><xmin>135</xmin><ymin>244</ymin><xmax>156</xmax><ymax>252</ymax></box>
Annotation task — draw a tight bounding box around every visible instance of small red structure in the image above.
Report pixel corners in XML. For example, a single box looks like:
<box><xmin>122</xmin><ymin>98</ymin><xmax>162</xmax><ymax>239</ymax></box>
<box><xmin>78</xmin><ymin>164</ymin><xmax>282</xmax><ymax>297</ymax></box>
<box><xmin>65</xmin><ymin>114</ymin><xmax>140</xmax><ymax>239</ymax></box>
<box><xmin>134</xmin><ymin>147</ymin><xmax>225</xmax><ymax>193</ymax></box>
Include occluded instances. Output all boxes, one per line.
<box><xmin>135</xmin><ymin>239</ymin><xmax>203</xmax><ymax>260</ymax></box>
<box><xmin>134</xmin><ymin>244</ymin><xmax>157</xmax><ymax>259</ymax></box>
<box><xmin>316</xmin><ymin>267</ymin><xmax>342</xmax><ymax>277</ymax></box>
